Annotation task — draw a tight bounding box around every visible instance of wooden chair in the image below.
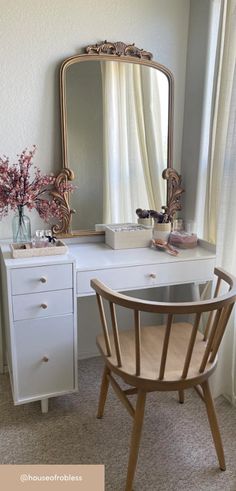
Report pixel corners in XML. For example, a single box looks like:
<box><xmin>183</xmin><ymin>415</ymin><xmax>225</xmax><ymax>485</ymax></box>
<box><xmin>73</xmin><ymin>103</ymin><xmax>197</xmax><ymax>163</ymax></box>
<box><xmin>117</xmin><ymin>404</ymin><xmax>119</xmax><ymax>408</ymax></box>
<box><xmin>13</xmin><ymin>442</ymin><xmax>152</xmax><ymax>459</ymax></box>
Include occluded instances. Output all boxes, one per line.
<box><xmin>91</xmin><ymin>267</ymin><xmax>236</xmax><ymax>491</ymax></box>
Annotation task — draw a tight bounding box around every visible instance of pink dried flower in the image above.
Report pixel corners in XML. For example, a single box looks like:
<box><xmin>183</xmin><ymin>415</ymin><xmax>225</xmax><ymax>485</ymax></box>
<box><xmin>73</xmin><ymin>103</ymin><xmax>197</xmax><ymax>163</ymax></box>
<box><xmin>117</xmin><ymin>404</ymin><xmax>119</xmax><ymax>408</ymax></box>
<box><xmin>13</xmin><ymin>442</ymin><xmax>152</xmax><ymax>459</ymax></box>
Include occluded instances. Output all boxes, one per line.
<box><xmin>0</xmin><ymin>147</ymin><xmax>75</xmax><ymax>223</ymax></box>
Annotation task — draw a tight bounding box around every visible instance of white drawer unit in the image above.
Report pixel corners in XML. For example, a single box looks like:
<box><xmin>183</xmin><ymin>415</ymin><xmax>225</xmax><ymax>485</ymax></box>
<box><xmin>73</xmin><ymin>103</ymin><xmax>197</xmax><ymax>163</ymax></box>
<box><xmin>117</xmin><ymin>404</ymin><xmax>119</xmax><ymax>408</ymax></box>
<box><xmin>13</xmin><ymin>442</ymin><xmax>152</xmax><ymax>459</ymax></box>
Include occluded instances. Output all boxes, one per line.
<box><xmin>0</xmin><ymin>250</ymin><xmax>77</xmax><ymax>413</ymax></box>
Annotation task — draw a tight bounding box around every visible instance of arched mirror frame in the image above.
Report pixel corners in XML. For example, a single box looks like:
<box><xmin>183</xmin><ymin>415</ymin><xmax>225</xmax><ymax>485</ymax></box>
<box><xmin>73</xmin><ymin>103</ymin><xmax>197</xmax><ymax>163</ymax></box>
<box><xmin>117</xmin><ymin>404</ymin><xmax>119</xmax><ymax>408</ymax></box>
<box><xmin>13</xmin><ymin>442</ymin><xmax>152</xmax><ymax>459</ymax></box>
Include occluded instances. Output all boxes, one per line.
<box><xmin>52</xmin><ymin>42</ymin><xmax>183</xmax><ymax>236</ymax></box>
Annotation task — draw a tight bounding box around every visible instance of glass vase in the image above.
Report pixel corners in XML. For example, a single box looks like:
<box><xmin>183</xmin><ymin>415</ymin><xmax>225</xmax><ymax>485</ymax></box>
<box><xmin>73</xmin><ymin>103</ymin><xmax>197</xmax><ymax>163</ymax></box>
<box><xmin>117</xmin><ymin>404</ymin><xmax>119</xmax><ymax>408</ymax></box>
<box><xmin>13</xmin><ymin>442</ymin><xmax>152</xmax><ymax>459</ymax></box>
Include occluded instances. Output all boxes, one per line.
<box><xmin>12</xmin><ymin>205</ymin><xmax>31</xmax><ymax>243</ymax></box>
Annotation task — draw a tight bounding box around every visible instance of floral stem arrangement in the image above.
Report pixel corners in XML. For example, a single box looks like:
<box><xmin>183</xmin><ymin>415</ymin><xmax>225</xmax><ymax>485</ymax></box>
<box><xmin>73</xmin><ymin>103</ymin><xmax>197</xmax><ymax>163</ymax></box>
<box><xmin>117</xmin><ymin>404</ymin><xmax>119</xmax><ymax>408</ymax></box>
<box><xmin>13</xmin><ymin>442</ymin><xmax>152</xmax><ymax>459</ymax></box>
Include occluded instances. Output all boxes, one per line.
<box><xmin>136</xmin><ymin>170</ymin><xmax>184</xmax><ymax>225</ymax></box>
<box><xmin>0</xmin><ymin>146</ymin><xmax>75</xmax><ymax>242</ymax></box>
<box><xmin>0</xmin><ymin>146</ymin><xmax>74</xmax><ymax>222</ymax></box>
<box><xmin>136</xmin><ymin>208</ymin><xmax>169</xmax><ymax>223</ymax></box>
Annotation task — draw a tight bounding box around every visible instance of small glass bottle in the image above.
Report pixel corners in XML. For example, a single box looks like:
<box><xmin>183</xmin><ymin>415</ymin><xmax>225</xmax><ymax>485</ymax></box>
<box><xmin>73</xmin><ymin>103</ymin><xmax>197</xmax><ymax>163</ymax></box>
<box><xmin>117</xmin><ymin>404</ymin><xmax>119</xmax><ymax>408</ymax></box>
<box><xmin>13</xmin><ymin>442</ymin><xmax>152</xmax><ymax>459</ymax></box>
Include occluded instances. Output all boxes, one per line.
<box><xmin>173</xmin><ymin>218</ymin><xmax>184</xmax><ymax>232</ymax></box>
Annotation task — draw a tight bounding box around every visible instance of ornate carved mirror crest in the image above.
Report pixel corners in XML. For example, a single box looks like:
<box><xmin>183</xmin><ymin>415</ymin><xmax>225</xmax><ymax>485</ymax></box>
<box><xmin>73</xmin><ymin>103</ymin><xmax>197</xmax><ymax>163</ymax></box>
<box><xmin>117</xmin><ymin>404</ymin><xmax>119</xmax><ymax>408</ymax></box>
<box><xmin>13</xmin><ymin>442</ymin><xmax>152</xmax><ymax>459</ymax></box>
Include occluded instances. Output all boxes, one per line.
<box><xmin>85</xmin><ymin>40</ymin><xmax>153</xmax><ymax>60</ymax></box>
<box><xmin>52</xmin><ymin>41</ymin><xmax>184</xmax><ymax>236</ymax></box>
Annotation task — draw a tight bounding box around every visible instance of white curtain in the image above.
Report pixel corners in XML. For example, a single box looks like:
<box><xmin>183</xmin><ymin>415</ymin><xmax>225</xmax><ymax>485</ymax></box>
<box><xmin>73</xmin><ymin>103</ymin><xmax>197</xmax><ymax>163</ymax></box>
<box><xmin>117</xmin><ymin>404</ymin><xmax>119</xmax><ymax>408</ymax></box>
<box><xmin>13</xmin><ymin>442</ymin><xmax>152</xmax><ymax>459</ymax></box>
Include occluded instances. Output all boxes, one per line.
<box><xmin>198</xmin><ymin>0</ymin><xmax>236</xmax><ymax>402</ymax></box>
<box><xmin>101</xmin><ymin>61</ymin><xmax>167</xmax><ymax>223</ymax></box>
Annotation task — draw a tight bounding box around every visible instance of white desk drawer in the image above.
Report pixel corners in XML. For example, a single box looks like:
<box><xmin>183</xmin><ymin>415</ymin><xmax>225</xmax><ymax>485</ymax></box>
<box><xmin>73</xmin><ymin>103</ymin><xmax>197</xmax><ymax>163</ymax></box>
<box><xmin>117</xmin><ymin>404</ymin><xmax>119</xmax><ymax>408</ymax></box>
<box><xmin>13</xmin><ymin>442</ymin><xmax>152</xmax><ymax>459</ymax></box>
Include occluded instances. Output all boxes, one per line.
<box><xmin>11</xmin><ymin>264</ymin><xmax>72</xmax><ymax>295</ymax></box>
<box><xmin>12</xmin><ymin>289</ymin><xmax>73</xmax><ymax>321</ymax></box>
<box><xmin>77</xmin><ymin>266</ymin><xmax>159</xmax><ymax>295</ymax></box>
<box><xmin>13</xmin><ymin>315</ymin><xmax>75</xmax><ymax>401</ymax></box>
<box><xmin>77</xmin><ymin>259</ymin><xmax>215</xmax><ymax>296</ymax></box>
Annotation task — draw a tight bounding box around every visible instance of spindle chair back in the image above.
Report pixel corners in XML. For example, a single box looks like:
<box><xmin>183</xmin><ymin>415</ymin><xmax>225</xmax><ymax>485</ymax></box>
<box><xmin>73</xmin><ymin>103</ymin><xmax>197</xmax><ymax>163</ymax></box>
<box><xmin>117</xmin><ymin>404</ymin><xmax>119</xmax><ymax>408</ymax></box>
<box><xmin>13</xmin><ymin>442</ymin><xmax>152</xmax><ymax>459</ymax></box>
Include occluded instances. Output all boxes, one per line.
<box><xmin>91</xmin><ymin>267</ymin><xmax>236</xmax><ymax>491</ymax></box>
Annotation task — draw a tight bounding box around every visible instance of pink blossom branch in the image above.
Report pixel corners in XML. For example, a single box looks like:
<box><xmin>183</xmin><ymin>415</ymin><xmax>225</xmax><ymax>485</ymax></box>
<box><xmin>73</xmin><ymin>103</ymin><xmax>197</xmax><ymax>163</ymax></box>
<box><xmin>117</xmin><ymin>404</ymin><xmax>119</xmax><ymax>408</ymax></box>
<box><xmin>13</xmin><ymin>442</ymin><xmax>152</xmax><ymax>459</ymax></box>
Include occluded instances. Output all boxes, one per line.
<box><xmin>0</xmin><ymin>147</ymin><xmax>75</xmax><ymax>223</ymax></box>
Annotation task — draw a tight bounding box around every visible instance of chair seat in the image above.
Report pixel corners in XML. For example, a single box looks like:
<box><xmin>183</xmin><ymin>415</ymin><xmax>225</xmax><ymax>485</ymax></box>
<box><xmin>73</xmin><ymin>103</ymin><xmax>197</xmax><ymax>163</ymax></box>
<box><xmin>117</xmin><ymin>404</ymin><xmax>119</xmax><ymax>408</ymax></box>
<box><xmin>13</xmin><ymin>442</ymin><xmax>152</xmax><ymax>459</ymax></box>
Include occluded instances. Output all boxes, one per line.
<box><xmin>97</xmin><ymin>322</ymin><xmax>215</xmax><ymax>388</ymax></box>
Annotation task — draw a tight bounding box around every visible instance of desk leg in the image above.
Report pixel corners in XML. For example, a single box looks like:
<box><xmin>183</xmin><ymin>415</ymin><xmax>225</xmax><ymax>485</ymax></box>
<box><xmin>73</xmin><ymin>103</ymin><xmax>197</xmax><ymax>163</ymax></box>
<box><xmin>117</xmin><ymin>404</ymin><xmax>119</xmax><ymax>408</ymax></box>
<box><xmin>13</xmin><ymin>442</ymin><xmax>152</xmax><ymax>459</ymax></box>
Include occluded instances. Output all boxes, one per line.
<box><xmin>191</xmin><ymin>281</ymin><xmax>212</xmax><ymax>302</ymax></box>
<box><xmin>0</xmin><ymin>288</ymin><xmax>4</xmax><ymax>374</ymax></box>
<box><xmin>41</xmin><ymin>398</ymin><xmax>49</xmax><ymax>413</ymax></box>
<box><xmin>191</xmin><ymin>283</ymin><xmax>201</xmax><ymax>302</ymax></box>
<box><xmin>164</xmin><ymin>285</ymin><xmax>171</xmax><ymax>302</ymax></box>
<box><xmin>191</xmin><ymin>281</ymin><xmax>212</xmax><ymax>333</ymax></box>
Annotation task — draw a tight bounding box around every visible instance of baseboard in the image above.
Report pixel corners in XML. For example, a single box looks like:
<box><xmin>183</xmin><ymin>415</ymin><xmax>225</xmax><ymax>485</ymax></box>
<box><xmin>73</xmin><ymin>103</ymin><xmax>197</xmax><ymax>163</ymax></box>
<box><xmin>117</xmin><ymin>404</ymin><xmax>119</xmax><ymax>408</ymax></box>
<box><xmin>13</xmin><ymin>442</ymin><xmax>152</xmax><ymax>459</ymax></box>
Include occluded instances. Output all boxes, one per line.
<box><xmin>231</xmin><ymin>394</ymin><xmax>236</xmax><ymax>406</ymax></box>
<box><xmin>78</xmin><ymin>350</ymin><xmax>99</xmax><ymax>360</ymax></box>
<box><xmin>221</xmin><ymin>392</ymin><xmax>236</xmax><ymax>406</ymax></box>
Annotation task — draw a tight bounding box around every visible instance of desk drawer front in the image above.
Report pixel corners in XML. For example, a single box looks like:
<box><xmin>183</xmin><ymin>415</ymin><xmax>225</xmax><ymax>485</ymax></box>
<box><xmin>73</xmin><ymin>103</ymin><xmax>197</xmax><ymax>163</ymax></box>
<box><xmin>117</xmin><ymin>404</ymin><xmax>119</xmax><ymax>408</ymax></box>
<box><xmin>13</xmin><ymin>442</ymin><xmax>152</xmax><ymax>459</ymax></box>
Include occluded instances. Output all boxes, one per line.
<box><xmin>13</xmin><ymin>315</ymin><xmax>75</xmax><ymax>401</ymax></box>
<box><xmin>77</xmin><ymin>265</ymin><xmax>162</xmax><ymax>295</ymax></box>
<box><xmin>11</xmin><ymin>264</ymin><xmax>72</xmax><ymax>295</ymax></box>
<box><xmin>12</xmin><ymin>289</ymin><xmax>73</xmax><ymax>321</ymax></box>
<box><xmin>77</xmin><ymin>266</ymin><xmax>158</xmax><ymax>295</ymax></box>
<box><xmin>77</xmin><ymin>259</ymin><xmax>215</xmax><ymax>296</ymax></box>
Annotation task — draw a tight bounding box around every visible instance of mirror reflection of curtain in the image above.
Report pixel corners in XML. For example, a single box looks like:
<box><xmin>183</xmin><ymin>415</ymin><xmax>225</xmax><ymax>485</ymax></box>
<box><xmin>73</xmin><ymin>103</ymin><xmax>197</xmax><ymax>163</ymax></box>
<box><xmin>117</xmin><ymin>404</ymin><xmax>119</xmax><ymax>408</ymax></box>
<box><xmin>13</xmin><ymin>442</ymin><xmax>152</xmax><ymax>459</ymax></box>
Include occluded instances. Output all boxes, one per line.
<box><xmin>101</xmin><ymin>61</ymin><xmax>167</xmax><ymax>223</ymax></box>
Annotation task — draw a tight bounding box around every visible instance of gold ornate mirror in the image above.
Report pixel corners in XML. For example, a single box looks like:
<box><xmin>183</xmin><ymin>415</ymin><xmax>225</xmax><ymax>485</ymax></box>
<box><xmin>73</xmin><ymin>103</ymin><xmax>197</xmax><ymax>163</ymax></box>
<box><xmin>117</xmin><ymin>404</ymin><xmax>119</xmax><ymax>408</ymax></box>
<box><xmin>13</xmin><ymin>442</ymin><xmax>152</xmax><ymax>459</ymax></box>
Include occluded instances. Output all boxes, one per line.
<box><xmin>56</xmin><ymin>41</ymin><xmax>182</xmax><ymax>235</ymax></box>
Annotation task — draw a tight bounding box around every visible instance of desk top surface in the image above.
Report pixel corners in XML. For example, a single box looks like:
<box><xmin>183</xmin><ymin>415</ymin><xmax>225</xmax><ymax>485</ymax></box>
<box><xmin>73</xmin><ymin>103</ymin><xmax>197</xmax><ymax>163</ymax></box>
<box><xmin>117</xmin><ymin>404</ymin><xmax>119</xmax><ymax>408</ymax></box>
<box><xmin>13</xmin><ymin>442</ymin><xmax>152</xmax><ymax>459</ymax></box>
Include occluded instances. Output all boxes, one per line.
<box><xmin>1</xmin><ymin>240</ymin><xmax>216</xmax><ymax>271</ymax></box>
<box><xmin>69</xmin><ymin>241</ymin><xmax>216</xmax><ymax>272</ymax></box>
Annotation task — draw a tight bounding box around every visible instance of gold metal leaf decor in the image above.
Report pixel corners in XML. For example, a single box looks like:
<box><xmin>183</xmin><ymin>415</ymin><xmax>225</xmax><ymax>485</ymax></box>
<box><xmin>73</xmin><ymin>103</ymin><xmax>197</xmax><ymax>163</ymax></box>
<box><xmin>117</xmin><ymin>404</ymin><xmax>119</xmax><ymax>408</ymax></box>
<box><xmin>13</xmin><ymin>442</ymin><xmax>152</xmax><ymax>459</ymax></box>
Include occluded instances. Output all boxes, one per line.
<box><xmin>51</xmin><ymin>168</ymin><xmax>75</xmax><ymax>235</ymax></box>
<box><xmin>162</xmin><ymin>168</ymin><xmax>184</xmax><ymax>222</ymax></box>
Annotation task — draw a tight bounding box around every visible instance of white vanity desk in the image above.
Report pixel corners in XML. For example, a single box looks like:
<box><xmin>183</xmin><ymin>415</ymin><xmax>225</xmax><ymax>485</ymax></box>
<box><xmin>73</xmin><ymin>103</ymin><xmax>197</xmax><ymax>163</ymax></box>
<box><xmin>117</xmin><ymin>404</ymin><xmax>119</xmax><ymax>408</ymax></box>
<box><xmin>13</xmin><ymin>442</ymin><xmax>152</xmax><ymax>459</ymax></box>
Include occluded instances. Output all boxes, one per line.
<box><xmin>1</xmin><ymin>239</ymin><xmax>216</xmax><ymax>413</ymax></box>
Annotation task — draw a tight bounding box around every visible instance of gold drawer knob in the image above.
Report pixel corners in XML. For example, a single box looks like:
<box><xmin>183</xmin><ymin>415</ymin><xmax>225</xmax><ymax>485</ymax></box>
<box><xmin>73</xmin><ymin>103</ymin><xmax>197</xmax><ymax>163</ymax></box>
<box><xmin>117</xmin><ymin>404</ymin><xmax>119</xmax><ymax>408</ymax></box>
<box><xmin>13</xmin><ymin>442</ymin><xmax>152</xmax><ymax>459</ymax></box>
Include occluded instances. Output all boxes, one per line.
<box><xmin>42</xmin><ymin>356</ymin><xmax>49</xmax><ymax>363</ymax></box>
<box><xmin>41</xmin><ymin>303</ymin><xmax>48</xmax><ymax>309</ymax></box>
<box><xmin>40</xmin><ymin>277</ymin><xmax>47</xmax><ymax>283</ymax></box>
<box><xmin>149</xmin><ymin>273</ymin><xmax>156</xmax><ymax>279</ymax></box>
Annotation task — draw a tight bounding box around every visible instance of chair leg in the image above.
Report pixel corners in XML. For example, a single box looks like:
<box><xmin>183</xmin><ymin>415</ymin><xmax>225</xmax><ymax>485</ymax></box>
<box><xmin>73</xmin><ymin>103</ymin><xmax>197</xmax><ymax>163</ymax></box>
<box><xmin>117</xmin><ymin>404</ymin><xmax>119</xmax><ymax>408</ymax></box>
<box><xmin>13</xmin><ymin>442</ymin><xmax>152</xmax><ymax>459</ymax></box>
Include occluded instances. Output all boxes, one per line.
<box><xmin>178</xmin><ymin>390</ymin><xmax>184</xmax><ymax>403</ymax></box>
<box><xmin>97</xmin><ymin>365</ymin><xmax>110</xmax><ymax>419</ymax></box>
<box><xmin>125</xmin><ymin>390</ymin><xmax>146</xmax><ymax>491</ymax></box>
<box><xmin>201</xmin><ymin>380</ymin><xmax>226</xmax><ymax>471</ymax></box>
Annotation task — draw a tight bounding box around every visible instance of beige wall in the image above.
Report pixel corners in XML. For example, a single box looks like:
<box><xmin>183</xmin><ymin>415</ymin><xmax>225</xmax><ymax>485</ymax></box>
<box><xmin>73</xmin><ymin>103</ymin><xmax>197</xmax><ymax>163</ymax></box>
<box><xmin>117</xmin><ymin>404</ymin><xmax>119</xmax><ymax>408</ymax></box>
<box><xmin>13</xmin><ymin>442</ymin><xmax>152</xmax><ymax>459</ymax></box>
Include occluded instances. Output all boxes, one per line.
<box><xmin>0</xmin><ymin>1</ymin><xmax>222</xmax><ymax>363</ymax></box>
<box><xmin>0</xmin><ymin>0</ymin><xmax>190</xmax><ymax>238</ymax></box>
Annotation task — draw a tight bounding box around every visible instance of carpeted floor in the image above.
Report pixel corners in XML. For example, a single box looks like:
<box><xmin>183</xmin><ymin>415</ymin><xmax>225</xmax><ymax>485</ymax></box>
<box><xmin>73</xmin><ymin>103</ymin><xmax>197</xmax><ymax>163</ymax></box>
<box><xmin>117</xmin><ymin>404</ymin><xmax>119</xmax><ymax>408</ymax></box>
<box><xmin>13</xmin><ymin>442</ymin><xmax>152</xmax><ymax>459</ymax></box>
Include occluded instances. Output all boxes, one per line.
<box><xmin>0</xmin><ymin>356</ymin><xmax>236</xmax><ymax>491</ymax></box>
